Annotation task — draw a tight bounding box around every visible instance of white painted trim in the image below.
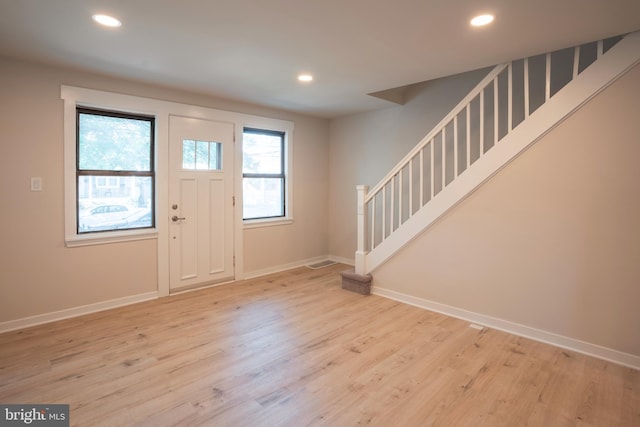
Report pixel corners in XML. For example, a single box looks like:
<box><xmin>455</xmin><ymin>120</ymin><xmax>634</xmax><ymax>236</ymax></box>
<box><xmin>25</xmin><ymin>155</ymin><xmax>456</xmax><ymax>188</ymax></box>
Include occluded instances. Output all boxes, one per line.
<box><xmin>329</xmin><ymin>255</ymin><xmax>355</xmax><ymax>266</ymax></box>
<box><xmin>65</xmin><ymin>230</ymin><xmax>158</xmax><ymax>247</ymax></box>
<box><xmin>372</xmin><ymin>286</ymin><xmax>640</xmax><ymax>370</ymax></box>
<box><xmin>61</xmin><ymin>93</ymin><xmax>165</xmax><ymax>249</ymax></box>
<box><xmin>234</xmin><ymin>122</ymin><xmax>245</xmax><ymax>281</ymax></box>
<box><xmin>0</xmin><ymin>292</ymin><xmax>158</xmax><ymax>334</ymax></box>
<box><xmin>243</xmin><ymin>255</ymin><xmax>332</xmax><ymax>279</ymax></box>
<box><xmin>243</xmin><ymin>218</ymin><xmax>293</xmax><ymax>229</ymax></box>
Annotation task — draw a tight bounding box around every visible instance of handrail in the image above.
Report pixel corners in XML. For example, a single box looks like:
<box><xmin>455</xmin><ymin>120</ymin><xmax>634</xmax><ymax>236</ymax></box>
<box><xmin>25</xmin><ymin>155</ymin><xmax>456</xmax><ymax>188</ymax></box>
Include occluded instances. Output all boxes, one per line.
<box><xmin>364</xmin><ymin>63</ymin><xmax>508</xmax><ymax>204</ymax></box>
<box><xmin>355</xmin><ymin>35</ymin><xmax>625</xmax><ymax>275</ymax></box>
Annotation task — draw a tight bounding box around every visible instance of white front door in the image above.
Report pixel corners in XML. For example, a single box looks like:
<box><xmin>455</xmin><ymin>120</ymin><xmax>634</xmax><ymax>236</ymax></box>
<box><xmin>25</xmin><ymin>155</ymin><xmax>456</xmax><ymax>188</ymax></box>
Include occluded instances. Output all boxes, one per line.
<box><xmin>169</xmin><ymin>115</ymin><xmax>234</xmax><ymax>292</ymax></box>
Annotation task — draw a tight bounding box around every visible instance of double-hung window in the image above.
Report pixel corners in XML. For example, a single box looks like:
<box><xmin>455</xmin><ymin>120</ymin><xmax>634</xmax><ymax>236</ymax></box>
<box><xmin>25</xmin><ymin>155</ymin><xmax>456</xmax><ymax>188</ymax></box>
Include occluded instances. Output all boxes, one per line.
<box><xmin>242</xmin><ymin>128</ymin><xmax>286</xmax><ymax>220</ymax></box>
<box><xmin>76</xmin><ymin>108</ymin><xmax>155</xmax><ymax>233</ymax></box>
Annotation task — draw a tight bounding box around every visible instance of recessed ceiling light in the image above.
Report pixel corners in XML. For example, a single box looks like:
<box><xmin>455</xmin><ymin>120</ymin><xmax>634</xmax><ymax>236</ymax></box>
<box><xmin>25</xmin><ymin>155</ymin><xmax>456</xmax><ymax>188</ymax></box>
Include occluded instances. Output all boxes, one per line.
<box><xmin>470</xmin><ymin>14</ymin><xmax>494</xmax><ymax>27</ymax></box>
<box><xmin>298</xmin><ymin>74</ymin><xmax>313</xmax><ymax>82</ymax></box>
<box><xmin>92</xmin><ymin>14</ymin><xmax>122</xmax><ymax>28</ymax></box>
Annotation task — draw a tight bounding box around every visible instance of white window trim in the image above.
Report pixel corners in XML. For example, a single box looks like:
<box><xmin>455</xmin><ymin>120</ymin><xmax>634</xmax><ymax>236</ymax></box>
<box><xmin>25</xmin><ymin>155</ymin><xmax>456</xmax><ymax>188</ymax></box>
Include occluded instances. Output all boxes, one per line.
<box><xmin>242</xmin><ymin>218</ymin><xmax>294</xmax><ymax>229</ymax></box>
<box><xmin>62</xmin><ymin>85</ymin><xmax>294</xmax><ymax>294</ymax></box>
<box><xmin>62</xmin><ymin>88</ymin><xmax>161</xmax><ymax>247</ymax></box>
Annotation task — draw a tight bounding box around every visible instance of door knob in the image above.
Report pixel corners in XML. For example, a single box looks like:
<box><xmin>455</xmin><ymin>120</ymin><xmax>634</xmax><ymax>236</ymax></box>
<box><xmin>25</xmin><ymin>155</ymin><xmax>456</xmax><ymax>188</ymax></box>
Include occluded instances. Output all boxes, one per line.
<box><xmin>171</xmin><ymin>215</ymin><xmax>186</xmax><ymax>222</ymax></box>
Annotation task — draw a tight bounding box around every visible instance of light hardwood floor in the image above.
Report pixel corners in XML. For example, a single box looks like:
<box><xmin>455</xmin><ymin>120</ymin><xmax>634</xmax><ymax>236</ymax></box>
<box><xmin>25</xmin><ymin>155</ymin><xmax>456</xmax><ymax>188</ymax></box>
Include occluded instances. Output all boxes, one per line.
<box><xmin>0</xmin><ymin>264</ymin><xmax>638</xmax><ymax>426</ymax></box>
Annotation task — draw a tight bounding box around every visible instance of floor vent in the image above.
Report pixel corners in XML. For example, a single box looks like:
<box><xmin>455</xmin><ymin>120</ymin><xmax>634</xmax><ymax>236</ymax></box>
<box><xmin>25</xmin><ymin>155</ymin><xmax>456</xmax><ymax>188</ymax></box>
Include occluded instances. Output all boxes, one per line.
<box><xmin>306</xmin><ymin>260</ymin><xmax>337</xmax><ymax>269</ymax></box>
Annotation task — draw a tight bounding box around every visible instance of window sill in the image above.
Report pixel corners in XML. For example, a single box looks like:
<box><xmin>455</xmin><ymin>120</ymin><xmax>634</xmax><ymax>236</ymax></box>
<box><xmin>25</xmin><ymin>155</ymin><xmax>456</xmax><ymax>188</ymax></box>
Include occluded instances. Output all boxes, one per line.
<box><xmin>243</xmin><ymin>218</ymin><xmax>293</xmax><ymax>229</ymax></box>
<box><xmin>65</xmin><ymin>229</ymin><xmax>158</xmax><ymax>247</ymax></box>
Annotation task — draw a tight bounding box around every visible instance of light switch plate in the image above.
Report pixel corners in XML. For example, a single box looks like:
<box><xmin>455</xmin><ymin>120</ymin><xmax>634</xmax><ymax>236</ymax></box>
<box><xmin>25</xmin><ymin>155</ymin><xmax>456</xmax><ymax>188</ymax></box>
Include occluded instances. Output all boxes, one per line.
<box><xmin>31</xmin><ymin>177</ymin><xmax>42</xmax><ymax>191</ymax></box>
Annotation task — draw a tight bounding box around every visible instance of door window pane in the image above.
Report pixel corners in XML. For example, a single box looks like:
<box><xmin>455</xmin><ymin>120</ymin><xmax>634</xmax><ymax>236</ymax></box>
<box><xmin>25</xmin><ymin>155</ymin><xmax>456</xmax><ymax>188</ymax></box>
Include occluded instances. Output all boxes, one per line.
<box><xmin>196</xmin><ymin>141</ymin><xmax>209</xmax><ymax>170</ymax></box>
<box><xmin>182</xmin><ymin>140</ymin><xmax>196</xmax><ymax>169</ymax></box>
<box><xmin>182</xmin><ymin>140</ymin><xmax>221</xmax><ymax>170</ymax></box>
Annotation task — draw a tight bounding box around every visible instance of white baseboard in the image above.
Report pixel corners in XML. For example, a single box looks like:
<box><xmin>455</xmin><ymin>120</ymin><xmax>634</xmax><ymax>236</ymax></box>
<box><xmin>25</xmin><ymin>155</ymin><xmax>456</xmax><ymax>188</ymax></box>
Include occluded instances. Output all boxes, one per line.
<box><xmin>329</xmin><ymin>255</ymin><xmax>355</xmax><ymax>266</ymax></box>
<box><xmin>373</xmin><ymin>286</ymin><xmax>640</xmax><ymax>370</ymax></box>
<box><xmin>0</xmin><ymin>291</ymin><xmax>158</xmax><ymax>334</ymax></box>
<box><xmin>244</xmin><ymin>255</ymin><xmax>333</xmax><ymax>279</ymax></box>
<box><xmin>244</xmin><ymin>254</ymin><xmax>356</xmax><ymax>279</ymax></box>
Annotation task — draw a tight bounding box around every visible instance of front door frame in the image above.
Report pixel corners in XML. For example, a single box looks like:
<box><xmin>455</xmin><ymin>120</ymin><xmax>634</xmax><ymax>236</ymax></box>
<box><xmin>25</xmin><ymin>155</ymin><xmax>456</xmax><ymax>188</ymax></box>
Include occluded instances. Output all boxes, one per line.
<box><xmin>156</xmin><ymin>102</ymin><xmax>294</xmax><ymax>297</ymax></box>
<box><xmin>157</xmin><ymin>106</ymin><xmax>248</xmax><ymax>297</ymax></box>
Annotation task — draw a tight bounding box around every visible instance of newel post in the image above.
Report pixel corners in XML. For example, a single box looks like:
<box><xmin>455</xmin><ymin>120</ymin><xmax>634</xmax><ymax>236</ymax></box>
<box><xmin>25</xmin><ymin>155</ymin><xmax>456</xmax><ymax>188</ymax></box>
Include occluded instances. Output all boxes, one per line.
<box><xmin>355</xmin><ymin>185</ymin><xmax>369</xmax><ymax>275</ymax></box>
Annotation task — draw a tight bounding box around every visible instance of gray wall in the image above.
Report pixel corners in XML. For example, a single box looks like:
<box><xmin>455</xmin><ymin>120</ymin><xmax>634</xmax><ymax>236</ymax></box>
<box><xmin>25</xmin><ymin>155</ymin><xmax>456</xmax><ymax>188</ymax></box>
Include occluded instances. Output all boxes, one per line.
<box><xmin>328</xmin><ymin>69</ymin><xmax>490</xmax><ymax>259</ymax></box>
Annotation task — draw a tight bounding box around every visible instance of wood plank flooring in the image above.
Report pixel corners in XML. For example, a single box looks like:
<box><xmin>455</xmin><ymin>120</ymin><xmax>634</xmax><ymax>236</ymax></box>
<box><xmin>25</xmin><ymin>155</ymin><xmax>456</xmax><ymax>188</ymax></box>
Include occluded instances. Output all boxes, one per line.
<box><xmin>0</xmin><ymin>264</ymin><xmax>638</xmax><ymax>426</ymax></box>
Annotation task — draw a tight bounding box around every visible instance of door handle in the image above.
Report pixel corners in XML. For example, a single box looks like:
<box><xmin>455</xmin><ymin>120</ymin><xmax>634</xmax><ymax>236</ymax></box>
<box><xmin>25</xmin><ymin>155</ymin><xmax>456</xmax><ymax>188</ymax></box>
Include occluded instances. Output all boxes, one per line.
<box><xmin>171</xmin><ymin>215</ymin><xmax>186</xmax><ymax>222</ymax></box>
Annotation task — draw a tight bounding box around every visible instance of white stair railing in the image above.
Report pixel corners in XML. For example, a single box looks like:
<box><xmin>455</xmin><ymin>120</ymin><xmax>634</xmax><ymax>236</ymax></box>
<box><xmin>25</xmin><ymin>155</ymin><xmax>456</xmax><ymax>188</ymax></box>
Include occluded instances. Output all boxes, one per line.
<box><xmin>355</xmin><ymin>35</ymin><xmax>629</xmax><ymax>275</ymax></box>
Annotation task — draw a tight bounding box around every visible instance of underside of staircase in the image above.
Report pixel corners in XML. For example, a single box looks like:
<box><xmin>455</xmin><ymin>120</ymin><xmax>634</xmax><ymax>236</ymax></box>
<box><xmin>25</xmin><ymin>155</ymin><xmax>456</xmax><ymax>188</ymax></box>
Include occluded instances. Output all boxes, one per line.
<box><xmin>353</xmin><ymin>31</ymin><xmax>640</xmax><ymax>277</ymax></box>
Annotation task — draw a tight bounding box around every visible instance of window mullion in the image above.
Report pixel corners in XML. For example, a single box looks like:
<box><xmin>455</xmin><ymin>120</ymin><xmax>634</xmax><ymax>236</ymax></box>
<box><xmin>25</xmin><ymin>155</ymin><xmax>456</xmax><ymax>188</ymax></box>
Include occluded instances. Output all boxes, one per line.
<box><xmin>77</xmin><ymin>170</ymin><xmax>153</xmax><ymax>176</ymax></box>
<box><xmin>242</xmin><ymin>172</ymin><xmax>284</xmax><ymax>179</ymax></box>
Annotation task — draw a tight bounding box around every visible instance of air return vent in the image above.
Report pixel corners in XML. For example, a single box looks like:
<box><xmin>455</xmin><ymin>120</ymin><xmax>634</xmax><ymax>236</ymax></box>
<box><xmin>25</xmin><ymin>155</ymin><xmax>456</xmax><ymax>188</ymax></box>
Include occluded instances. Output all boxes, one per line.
<box><xmin>306</xmin><ymin>260</ymin><xmax>337</xmax><ymax>269</ymax></box>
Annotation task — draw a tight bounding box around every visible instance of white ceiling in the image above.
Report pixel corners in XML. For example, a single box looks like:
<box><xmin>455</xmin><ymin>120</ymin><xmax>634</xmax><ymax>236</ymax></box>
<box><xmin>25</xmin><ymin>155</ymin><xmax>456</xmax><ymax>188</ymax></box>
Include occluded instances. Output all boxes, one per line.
<box><xmin>1</xmin><ymin>0</ymin><xmax>639</xmax><ymax>118</ymax></box>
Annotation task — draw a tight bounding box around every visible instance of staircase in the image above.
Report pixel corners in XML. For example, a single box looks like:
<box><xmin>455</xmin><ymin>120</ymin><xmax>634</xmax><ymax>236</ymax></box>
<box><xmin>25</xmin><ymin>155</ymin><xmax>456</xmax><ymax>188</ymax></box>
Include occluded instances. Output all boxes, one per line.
<box><xmin>354</xmin><ymin>31</ymin><xmax>640</xmax><ymax>276</ymax></box>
